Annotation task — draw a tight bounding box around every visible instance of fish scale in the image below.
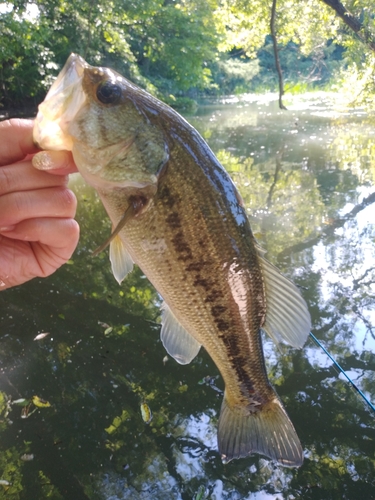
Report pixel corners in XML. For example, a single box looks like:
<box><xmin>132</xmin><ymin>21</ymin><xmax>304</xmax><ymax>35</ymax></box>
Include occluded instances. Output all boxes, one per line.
<box><xmin>33</xmin><ymin>53</ymin><xmax>311</xmax><ymax>467</ymax></box>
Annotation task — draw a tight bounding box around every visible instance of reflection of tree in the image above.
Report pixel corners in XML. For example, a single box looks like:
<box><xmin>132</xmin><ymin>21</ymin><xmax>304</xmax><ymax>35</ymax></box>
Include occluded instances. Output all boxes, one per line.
<box><xmin>214</xmin><ymin>131</ymin><xmax>375</xmax><ymax>498</ymax></box>
<box><xmin>328</xmin><ymin>117</ymin><xmax>375</xmax><ymax>185</ymax></box>
<box><xmin>1</xmin><ymin>111</ymin><xmax>375</xmax><ymax>498</ymax></box>
<box><xmin>265</xmin><ymin>150</ymin><xmax>283</xmax><ymax>208</ymax></box>
<box><xmin>277</xmin><ymin>190</ymin><xmax>375</xmax><ymax>262</ymax></box>
<box><xmin>318</xmin><ymin>212</ymin><xmax>375</xmax><ymax>349</ymax></box>
<box><xmin>217</xmin><ymin>148</ymin><xmax>327</xmax><ymax>259</ymax></box>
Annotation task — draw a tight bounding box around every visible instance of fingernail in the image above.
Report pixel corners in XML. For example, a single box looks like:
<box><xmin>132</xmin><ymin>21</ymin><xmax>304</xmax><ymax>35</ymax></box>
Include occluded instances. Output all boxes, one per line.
<box><xmin>32</xmin><ymin>151</ymin><xmax>55</xmax><ymax>170</ymax></box>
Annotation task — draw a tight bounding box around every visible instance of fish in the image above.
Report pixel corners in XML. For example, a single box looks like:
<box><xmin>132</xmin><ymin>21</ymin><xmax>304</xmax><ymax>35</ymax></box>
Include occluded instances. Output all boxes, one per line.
<box><xmin>33</xmin><ymin>332</ymin><xmax>50</xmax><ymax>341</ymax></box>
<box><xmin>140</xmin><ymin>402</ymin><xmax>153</xmax><ymax>424</ymax></box>
<box><xmin>33</xmin><ymin>54</ymin><xmax>311</xmax><ymax>467</ymax></box>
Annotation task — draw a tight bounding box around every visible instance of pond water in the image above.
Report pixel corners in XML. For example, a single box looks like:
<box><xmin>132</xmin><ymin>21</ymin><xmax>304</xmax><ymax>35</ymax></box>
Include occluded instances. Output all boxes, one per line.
<box><xmin>1</xmin><ymin>93</ymin><xmax>375</xmax><ymax>499</ymax></box>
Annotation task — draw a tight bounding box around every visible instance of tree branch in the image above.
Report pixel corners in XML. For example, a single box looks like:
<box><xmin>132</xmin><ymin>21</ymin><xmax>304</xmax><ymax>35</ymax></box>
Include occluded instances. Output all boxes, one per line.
<box><xmin>320</xmin><ymin>0</ymin><xmax>375</xmax><ymax>52</ymax></box>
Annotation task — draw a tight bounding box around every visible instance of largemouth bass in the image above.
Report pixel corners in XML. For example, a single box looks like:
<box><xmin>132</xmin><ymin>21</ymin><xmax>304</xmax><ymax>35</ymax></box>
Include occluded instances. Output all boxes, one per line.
<box><xmin>33</xmin><ymin>54</ymin><xmax>311</xmax><ymax>467</ymax></box>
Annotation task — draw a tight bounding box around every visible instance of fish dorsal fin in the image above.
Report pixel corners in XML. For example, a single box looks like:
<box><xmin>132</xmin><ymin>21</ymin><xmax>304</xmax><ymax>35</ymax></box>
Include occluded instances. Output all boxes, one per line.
<box><xmin>160</xmin><ymin>303</ymin><xmax>201</xmax><ymax>365</ymax></box>
<box><xmin>109</xmin><ymin>235</ymin><xmax>134</xmax><ymax>285</ymax></box>
<box><xmin>259</xmin><ymin>254</ymin><xmax>311</xmax><ymax>349</ymax></box>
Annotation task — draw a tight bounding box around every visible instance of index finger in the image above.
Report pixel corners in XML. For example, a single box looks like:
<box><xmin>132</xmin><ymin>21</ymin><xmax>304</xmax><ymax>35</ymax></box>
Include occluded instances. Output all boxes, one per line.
<box><xmin>0</xmin><ymin>119</ymin><xmax>38</xmax><ymax>166</ymax></box>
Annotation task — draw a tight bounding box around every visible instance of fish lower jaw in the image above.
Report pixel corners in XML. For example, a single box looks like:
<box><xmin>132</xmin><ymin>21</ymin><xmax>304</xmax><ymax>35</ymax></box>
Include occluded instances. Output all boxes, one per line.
<box><xmin>33</xmin><ymin>118</ymin><xmax>74</xmax><ymax>151</ymax></box>
<box><xmin>77</xmin><ymin>167</ymin><xmax>156</xmax><ymax>191</ymax></box>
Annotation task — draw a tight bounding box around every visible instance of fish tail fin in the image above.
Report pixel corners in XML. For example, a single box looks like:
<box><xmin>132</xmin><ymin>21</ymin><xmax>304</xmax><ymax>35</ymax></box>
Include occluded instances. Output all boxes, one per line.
<box><xmin>217</xmin><ymin>394</ymin><xmax>303</xmax><ymax>467</ymax></box>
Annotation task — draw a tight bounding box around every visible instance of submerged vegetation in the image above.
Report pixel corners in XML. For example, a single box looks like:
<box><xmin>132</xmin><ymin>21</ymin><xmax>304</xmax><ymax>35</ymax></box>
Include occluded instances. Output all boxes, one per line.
<box><xmin>0</xmin><ymin>0</ymin><xmax>375</xmax><ymax>109</ymax></box>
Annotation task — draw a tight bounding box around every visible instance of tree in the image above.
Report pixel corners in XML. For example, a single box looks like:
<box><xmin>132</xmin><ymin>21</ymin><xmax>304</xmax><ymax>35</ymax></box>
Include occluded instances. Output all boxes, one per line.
<box><xmin>220</xmin><ymin>0</ymin><xmax>375</xmax><ymax>107</ymax></box>
<box><xmin>0</xmin><ymin>0</ymin><xmax>222</xmax><ymax>108</ymax></box>
<box><xmin>270</xmin><ymin>0</ymin><xmax>287</xmax><ymax>108</ymax></box>
<box><xmin>321</xmin><ymin>0</ymin><xmax>375</xmax><ymax>52</ymax></box>
<box><xmin>1</xmin><ymin>0</ymin><xmax>375</xmax><ymax>108</ymax></box>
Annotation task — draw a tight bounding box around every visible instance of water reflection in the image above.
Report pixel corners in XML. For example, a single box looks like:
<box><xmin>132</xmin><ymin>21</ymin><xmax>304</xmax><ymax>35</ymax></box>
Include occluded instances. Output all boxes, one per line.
<box><xmin>1</xmin><ymin>94</ymin><xmax>375</xmax><ymax>499</ymax></box>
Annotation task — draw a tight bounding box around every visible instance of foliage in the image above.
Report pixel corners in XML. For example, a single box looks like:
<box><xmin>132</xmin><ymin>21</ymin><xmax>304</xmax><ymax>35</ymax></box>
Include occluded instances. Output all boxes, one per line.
<box><xmin>0</xmin><ymin>0</ymin><xmax>221</xmax><ymax>107</ymax></box>
<box><xmin>1</xmin><ymin>0</ymin><xmax>375</xmax><ymax>108</ymax></box>
<box><xmin>334</xmin><ymin>53</ymin><xmax>375</xmax><ymax>107</ymax></box>
<box><xmin>0</xmin><ymin>6</ymin><xmax>58</xmax><ymax>107</ymax></box>
<box><xmin>209</xmin><ymin>58</ymin><xmax>260</xmax><ymax>94</ymax></box>
<box><xmin>123</xmin><ymin>0</ymin><xmax>220</xmax><ymax>91</ymax></box>
<box><xmin>217</xmin><ymin>0</ymin><xmax>373</xmax><ymax>99</ymax></box>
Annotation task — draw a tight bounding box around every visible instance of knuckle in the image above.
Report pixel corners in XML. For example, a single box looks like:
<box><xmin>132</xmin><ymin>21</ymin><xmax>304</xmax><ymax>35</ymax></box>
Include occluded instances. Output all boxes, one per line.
<box><xmin>57</xmin><ymin>188</ymin><xmax>77</xmax><ymax>216</ymax></box>
<box><xmin>0</xmin><ymin>191</ymin><xmax>25</xmax><ymax>226</ymax></box>
<box><xmin>65</xmin><ymin>219</ymin><xmax>80</xmax><ymax>247</ymax></box>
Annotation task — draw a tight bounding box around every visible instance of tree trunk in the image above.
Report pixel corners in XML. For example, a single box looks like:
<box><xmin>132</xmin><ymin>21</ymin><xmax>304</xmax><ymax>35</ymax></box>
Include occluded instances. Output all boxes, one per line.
<box><xmin>270</xmin><ymin>0</ymin><xmax>287</xmax><ymax>110</ymax></box>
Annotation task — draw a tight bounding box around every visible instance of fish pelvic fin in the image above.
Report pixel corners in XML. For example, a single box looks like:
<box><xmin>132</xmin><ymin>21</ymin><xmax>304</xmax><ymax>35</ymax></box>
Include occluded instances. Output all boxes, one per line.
<box><xmin>160</xmin><ymin>302</ymin><xmax>201</xmax><ymax>364</ymax></box>
<box><xmin>217</xmin><ymin>394</ymin><xmax>303</xmax><ymax>467</ymax></box>
<box><xmin>109</xmin><ymin>235</ymin><xmax>134</xmax><ymax>285</ymax></box>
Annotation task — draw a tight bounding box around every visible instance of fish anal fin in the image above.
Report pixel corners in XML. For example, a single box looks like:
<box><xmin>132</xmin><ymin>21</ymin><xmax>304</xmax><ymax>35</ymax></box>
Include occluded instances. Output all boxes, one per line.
<box><xmin>109</xmin><ymin>235</ymin><xmax>134</xmax><ymax>285</ymax></box>
<box><xmin>259</xmin><ymin>254</ymin><xmax>311</xmax><ymax>349</ymax></box>
<box><xmin>218</xmin><ymin>394</ymin><xmax>303</xmax><ymax>467</ymax></box>
<box><xmin>161</xmin><ymin>303</ymin><xmax>201</xmax><ymax>365</ymax></box>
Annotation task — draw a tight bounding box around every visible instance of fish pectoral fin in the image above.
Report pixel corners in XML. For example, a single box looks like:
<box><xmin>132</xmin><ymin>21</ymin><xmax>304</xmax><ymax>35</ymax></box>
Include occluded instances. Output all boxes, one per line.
<box><xmin>109</xmin><ymin>235</ymin><xmax>134</xmax><ymax>285</ymax></box>
<box><xmin>160</xmin><ymin>303</ymin><xmax>201</xmax><ymax>365</ymax></box>
<box><xmin>259</xmin><ymin>254</ymin><xmax>311</xmax><ymax>348</ymax></box>
<box><xmin>218</xmin><ymin>394</ymin><xmax>303</xmax><ymax>467</ymax></box>
<box><xmin>92</xmin><ymin>196</ymin><xmax>146</xmax><ymax>257</ymax></box>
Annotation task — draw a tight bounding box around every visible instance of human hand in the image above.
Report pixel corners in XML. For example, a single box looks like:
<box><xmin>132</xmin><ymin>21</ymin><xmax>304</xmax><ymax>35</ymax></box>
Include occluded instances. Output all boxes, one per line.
<box><xmin>0</xmin><ymin>118</ymin><xmax>79</xmax><ymax>290</ymax></box>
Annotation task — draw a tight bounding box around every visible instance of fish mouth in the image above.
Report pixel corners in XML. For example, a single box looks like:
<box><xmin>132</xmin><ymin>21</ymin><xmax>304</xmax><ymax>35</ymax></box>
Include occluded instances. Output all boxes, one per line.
<box><xmin>34</xmin><ymin>53</ymin><xmax>88</xmax><ymax>151</ymax></box>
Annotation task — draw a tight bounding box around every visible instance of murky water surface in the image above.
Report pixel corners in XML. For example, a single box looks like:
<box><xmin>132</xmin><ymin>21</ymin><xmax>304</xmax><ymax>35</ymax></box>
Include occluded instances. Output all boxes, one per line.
<box><xmin>1</xmin><ymin>93</ymin><xmax>375</xmax><ymax>499</ymax></box>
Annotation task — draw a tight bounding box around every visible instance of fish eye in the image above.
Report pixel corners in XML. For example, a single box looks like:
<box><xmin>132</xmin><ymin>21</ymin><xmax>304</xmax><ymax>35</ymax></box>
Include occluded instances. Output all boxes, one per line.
<box><xmin>96</xmin><ymin>81</ymin><xmax>122</xmax><ymax>104</ymax></box>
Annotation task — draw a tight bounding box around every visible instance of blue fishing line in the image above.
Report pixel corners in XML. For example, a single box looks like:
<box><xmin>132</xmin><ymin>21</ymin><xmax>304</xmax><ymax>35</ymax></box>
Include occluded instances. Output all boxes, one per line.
<box><xmin>309</xmin><ymin>332</ymin><xmax>375</xmax><ymax>414</ymax></box>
